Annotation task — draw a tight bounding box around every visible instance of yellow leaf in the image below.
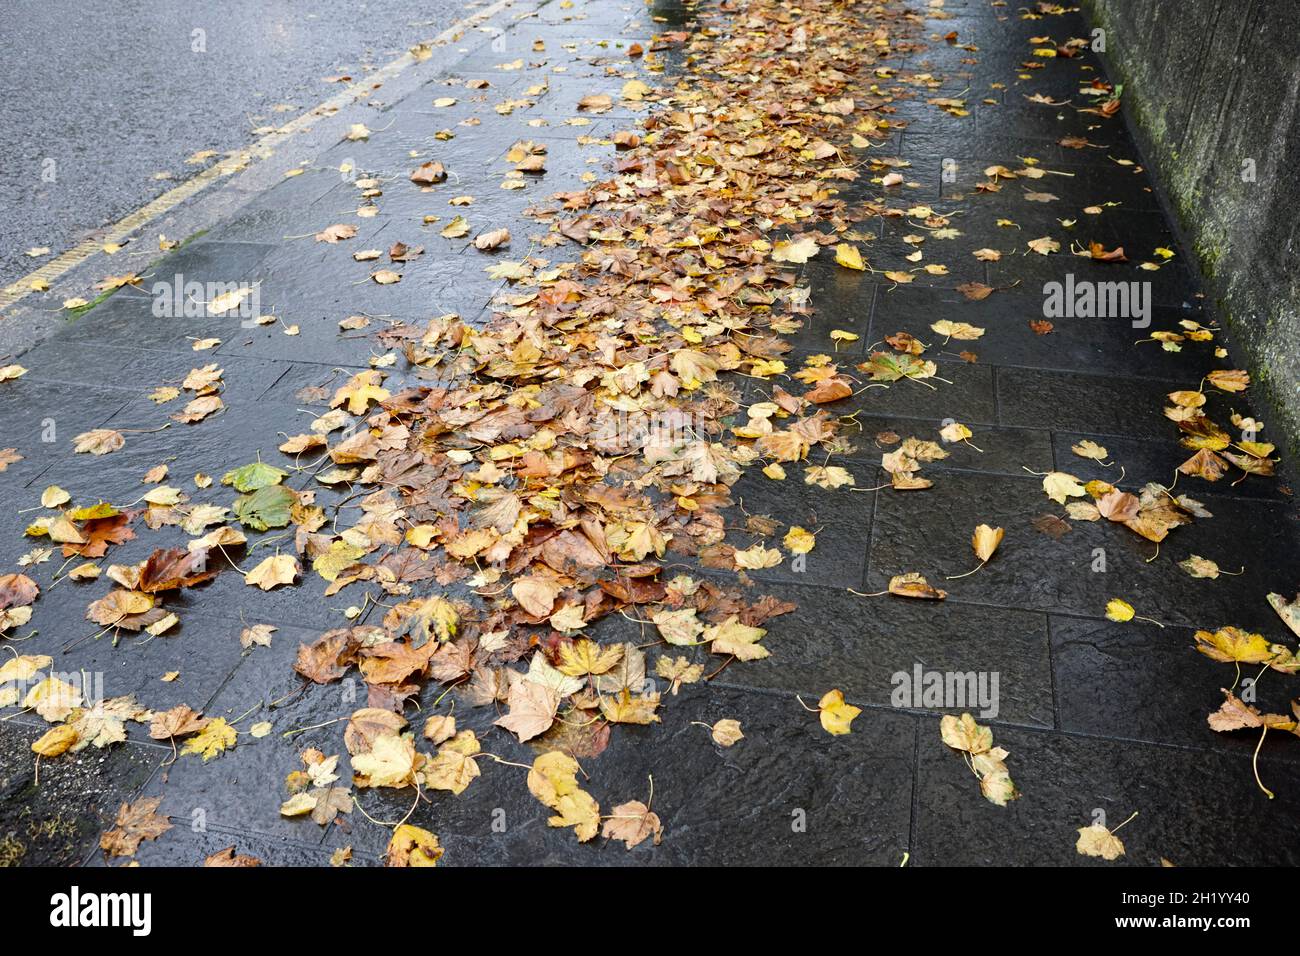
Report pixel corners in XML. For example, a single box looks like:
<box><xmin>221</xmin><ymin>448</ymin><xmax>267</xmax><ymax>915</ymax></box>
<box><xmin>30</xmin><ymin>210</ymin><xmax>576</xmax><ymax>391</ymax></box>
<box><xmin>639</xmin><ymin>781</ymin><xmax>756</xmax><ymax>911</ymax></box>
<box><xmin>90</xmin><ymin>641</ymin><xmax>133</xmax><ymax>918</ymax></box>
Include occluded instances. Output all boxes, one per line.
<box><xmin>834</xmin><ymin>243</ymin><xmax>866</xmax><ymax>270</ymax></box>
<box><xmin>527</xmin><ymin>752</ymin><xmax>600</xmax><ymax>842</ymax></box>
<box><xmin>930</xmin><ymin>320</ymin><xmax>984</xmax><ymax>341</ymax></box>
<box><xmin>771</xmin><ymin>235</ymin><xmax>820</xmax><ymax>264</ymax></box>
<box><xmin>1105</xmin><ymin>598</ymin><xmax>1135</xmax><ymax>622</ymax></box>
<box><xmin>817</xmin><ymin>689</ymin><xmax>861</xmax><ymax>735</ymax></box>
<box><xmin>32</xmin><ymin>724</ymin><xmax>79</xmax><ymax>757</ymax></box>
<box><xmin>386</xmin><ymin>824</ymin><xmax>443</xmax><ymax>866</ymax></box>
<box><xmin>556</xmin><ymin>639</ymin><xmax>623</xmax><ymax>677</ymax></box>
<box><xmin>783</xmin><ymin>526</ymin><xmax>816</xmax><ymax>554</ymax></box>
<box><xmin>1076</xmin><ymin>823</ymin><xmax>1126</xmax><ymax>860</ymax></box>
<box><xmin>182</xmin><ymin>718</ymin><xmax>237</xmax><ymax>761</ymax></box>
<box><xmin>971</xmin><ymin>524</ymin><xmax>1004</xmax><ymax>562</ymax></box>
<box><xmin>245</xmin><ymin>554</ymin><xmax>299</xmax><ymax>591</ymax></box>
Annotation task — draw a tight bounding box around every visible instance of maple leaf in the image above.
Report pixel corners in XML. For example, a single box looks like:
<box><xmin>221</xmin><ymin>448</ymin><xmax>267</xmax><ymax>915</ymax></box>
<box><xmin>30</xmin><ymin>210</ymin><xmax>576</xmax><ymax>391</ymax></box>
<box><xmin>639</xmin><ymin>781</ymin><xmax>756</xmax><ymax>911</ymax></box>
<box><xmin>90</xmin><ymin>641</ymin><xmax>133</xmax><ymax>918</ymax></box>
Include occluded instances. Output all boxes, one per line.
<box><xmin>245</xmin><ymin>554</ymin><xmax>299</xmax><ymax>590</ymax></box>
<box><xmin>602</xmin><ymin>800</ymin><xmax>663</xmax><ymax>849</ymax></box>
<box><xmin>599</xmin><ymin>689</ymin><xmax>661</xmax><ymax>725</ymax></box>
<box><xmin>63</xmin><ymin>513</ymin><xmax>135</xmax><ymax>558</ymax></box>
<box><xmin>32</xmin><ymin>725</ymin><xmax>79</xmax><ymax>757</ymax></box>
<box><xmin>351</xmin><ymin>732</ymin><xmax>420</xmax><ymax>788</ymax></box>
<box><xmin>705</xmin><ymin>616</ymin><xmax>768</xmax><ymax>661</ymax></box>
<box><xmin>1206</xmin><ymin>689</ymin><xmax>1296</xmax><ymax>733</ymax></box>
<box><xmin>886</xmin><ymin>572</ymin><xmax>947</xmax><ymax>600</ymax></box>
<box><xmin>0</xmin><ymin>573</ymin><xmax>39</xmax><ymax>609</ymax></box>
<box><xmin>0</xmin><ymin>653</ymin><xmax>51</xmax><ymax>685</ymax></box>
<box><xmin>817</xmin><ymin>689</ymin><xmax>861</xmax><ymax>735</ymax></box>
<box><xmin>100</xmin><ymin>797</ymin><xmax>172</xmax><ymax>858</ymax></box>
<box><xmin>314</xmin><ymin>223</ymin><xmax>357</xmax><ymax>243</ymax></box>
<box><xmin>556</xmin><ymin>638</ymin><xmax>623</xmax><ymax>677</ymax></box>
<box><xmin>139</xmin><ymin>547</ymin><xmax>218</xmax><ymax>592</ymax></box>
<box><xmin>653</xmin><ymin>608</ymin><xmax>704</xmax><ymax>647</ymax></box>
<box><xmin>149</xmin><ymin>705</ymin><xmax>210</xmax><ymax>740</ymax></box>
<box><xmin>72</xmin><ymin>429</ymin><xmax>125</xmax><ymax>455</ymax></box>
<box><xmin>940</xmin><ymin>714</ymin><xmax>1019</xmax><ymax>806</ymax></box>
<box><xmin>527</xmin><ymin>752</ymin><xmax>600</xmax><ymax>842</ymax></box>
<box><xmin>422</xmin><ymin>731</ymin><xmax>482</xmax><ymax>795</ymax></box>
<box><xmin>494</xmin><ymin>678</ymin><xmax>560</xmax><ymax>742</ymax></box>
<box><xmin>386</xmin><ymin>824</ymin><xmax>443</xmax><ymax>867</ymax></box>
<box><xmin>205</xmin><ymin>846</ymin><xmax>262</xmax><ymax>867</ymax></box>
<box><xmin>181</xmin><ymin>717</ymin><xmax>237</xmax><ymax>761</ymax></box>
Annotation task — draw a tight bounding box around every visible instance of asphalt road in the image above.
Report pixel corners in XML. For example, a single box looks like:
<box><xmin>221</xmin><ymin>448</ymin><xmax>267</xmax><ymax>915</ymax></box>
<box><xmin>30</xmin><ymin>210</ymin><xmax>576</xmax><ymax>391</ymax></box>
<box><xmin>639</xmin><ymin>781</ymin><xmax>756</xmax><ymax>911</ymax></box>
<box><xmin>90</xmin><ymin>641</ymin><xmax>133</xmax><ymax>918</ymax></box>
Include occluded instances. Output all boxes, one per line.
<box><xmin>0</xmin><ymin>0</ymin><xmax>471</xmax><ymax>289</ymax></box>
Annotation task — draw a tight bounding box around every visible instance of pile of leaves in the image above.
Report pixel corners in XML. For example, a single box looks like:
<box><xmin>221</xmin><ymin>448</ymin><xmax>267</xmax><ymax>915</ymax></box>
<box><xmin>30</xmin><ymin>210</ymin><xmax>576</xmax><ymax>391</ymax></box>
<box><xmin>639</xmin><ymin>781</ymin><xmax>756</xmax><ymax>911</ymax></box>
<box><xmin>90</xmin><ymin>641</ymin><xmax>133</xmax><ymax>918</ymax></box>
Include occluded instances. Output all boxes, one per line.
<box><xmin>2</xmin><ymin>0</ymin><xmax>1297</xmax><ymax>866</ymax></box>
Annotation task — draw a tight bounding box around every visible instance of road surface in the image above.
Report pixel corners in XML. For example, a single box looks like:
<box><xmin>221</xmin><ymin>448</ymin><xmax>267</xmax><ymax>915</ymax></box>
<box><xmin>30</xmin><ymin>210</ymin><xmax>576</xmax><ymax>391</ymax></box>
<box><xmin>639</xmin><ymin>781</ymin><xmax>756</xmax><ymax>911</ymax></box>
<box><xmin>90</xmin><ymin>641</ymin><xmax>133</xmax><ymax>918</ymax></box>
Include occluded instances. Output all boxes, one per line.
<box><xmin>0</xmin><ymin>0</ymin><xmax>470</xmax><ymax>288</ymax></box>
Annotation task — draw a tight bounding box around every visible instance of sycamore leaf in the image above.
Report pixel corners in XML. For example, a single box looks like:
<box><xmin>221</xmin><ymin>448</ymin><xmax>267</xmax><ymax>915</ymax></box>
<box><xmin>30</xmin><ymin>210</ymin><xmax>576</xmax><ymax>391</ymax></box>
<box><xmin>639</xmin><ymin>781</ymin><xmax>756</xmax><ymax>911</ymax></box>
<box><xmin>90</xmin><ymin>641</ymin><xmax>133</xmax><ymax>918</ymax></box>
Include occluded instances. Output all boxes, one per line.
<box><xmin>386</xmin><ymin>824</ymin><xmax>443</xmax><ymax>867</ymax></box>
<box><xmin>834</xmin><ymin>243</ymin><xmax>866</xmax><ymax>270</ymax></box>
<box><xmin>527</xmin><ymin>751</ymin><xmax>600</xmax><ymax>842</ymax></box>
<box><xmin>653</xmin><ymin>608</ymin><xmax>703</xmax><ymax>647</ymax></box>
<box><xmin>887</xmin><ymin>572</ymin><xmax>946</xmax><ymax>600</ymax></box>
<box><xmin>32</xmin><ymin>725</ymin><xmax>79</xmax><ymax>757</ymax></box>
<box><xmin>0</xmin><ymin>653</ymin><xmax>51</xmax><ymax>685</ymax></box>
<box><xmin>783</xmin><ymin>526</ymin><xmax>816</xmax><ymax>554</ymax></box>
<box><xmin>1042</xmin><ymin>471</ymin><xmax>1086</xmax><ymax>504</ymax></box>
<box><xmin>494</xmin><ymin>678</ymin><xmax>559</xmax><ymax>741</ymax></box>
<box><xmin>181</xmin><ymin>717</ymin><xmax>237</xmax><ymax>761</ymax></box>
<box><xmin>1179</xmin><ymin>555</ymin><xmax>1224</xmax><ymax>579</ymax></box>
<box><xmin>556</xmin><ymin>639</ymin><xmax>623</xmax><ymax>677</ymax></box>
<box><xmin>245</xmin><ymin>554</ymin><xmax>300</xmax><ymax>591</ymax></box>
<box><xmin>1193</xmin><ymin>626</ymin><xmax>1274</xmax><ymax>664</ymax></box>
<box><xmin>930</xmin><ymin>320</ymin><xmax>984</xmax><ymax>341</ymax></box>
<box><xmin>817</xmin><ymin>689</ymin><xmax>861</xmax><ymax>735</ymax></box>
<box><xmin>704</xmin><ymin>616</ymin><xmax>768</xmax><ymax>661</ymax></box>
<box><xmin>73</xmin><ymin>429</ymin><xmax>125</xmax><ymax>455</ymax></box>
<box><xmin>771</xmin><ymin>235</ymin><xmax>820</xmax><ymax>264</ymax></box>
<box><xmin>351</xmin><ymin>732</ymin><xmax>419</xmax><ymax>788</ymax></box>
<box><xmin>1071</xmin><ymin>440</ymin><xmax>1109</xmax><ymax>461</ymax></box>
<box><xmin>99</xmin><ymin>797</ymin><xmax>172</xmax><ymax>858</ymax></box>
<box><xmin>233</xmin><ymin>484</ymin><xmax>296</xmax><ymax>531</ymax></box>
<box><xmin>940</xmin><ymin>714</ymin><xmax>1019</xmax><ymax>806</ymax></box>
<box><xmin>1206</xmin><ymin>688</ymin><xmax>1296</xmax><ymax>733</ymax></box>
<box><xmin>221</xmin><ymin>461</ymin><xmax>287</xmax><ymax>493</ymax></box>
<box><xmin>315</xmin><ymin>223</ymin><xmax>357</xmax><ymax>243</ymax></box>
<box><xmin>602</xmin><ymin>800</ymin><xmax>663</xmax><ymax>849</ymax></box>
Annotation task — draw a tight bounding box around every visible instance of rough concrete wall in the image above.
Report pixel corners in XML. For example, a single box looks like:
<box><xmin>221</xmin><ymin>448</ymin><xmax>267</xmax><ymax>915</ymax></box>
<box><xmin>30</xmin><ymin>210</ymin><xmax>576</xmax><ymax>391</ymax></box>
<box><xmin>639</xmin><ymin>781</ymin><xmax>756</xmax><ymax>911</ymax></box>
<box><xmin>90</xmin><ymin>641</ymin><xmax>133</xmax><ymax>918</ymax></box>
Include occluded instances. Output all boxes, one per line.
<box><xmin>1082</xmin><ymin>0</ymin><xmax>1300</xmax><ymax>452</ymax></box>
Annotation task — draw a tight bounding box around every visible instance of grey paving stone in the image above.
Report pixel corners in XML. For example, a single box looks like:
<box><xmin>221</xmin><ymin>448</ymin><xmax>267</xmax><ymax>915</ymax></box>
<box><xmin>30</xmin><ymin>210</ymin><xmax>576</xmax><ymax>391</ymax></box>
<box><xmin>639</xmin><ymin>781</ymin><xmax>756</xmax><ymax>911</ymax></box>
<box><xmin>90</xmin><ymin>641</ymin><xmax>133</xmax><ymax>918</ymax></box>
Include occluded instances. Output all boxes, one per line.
<box><xmin>912</xmin><ymin>721</ymin><xmax>1300</xmax><ymax>866</ymax></box>
<box><xmin>1049</xmin><ymin>614</ymin><xmax>1300</xmax><ymax>764</ymax></box>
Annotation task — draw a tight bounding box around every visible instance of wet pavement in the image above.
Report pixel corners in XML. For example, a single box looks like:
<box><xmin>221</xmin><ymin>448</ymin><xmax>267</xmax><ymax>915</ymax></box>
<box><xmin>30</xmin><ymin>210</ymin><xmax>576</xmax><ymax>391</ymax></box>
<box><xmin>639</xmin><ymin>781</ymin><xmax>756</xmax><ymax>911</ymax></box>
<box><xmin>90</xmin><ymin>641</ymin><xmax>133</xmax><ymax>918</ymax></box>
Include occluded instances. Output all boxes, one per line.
<box><xmin>1</xmin><ymin>0</ymin><xmax>1298</xmax><ymax>867</ymax></box>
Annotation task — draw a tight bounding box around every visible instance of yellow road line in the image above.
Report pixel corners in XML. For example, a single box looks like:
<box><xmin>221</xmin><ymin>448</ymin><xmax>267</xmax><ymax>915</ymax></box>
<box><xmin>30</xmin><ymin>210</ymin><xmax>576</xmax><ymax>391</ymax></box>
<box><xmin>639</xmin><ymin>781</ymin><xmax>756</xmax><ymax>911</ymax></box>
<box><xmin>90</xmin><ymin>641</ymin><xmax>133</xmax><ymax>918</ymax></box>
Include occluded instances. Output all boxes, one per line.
<box><xmin>0</xmin><ymin>0</ymin><xmax>521</xmax><ymax>314</ymax></box>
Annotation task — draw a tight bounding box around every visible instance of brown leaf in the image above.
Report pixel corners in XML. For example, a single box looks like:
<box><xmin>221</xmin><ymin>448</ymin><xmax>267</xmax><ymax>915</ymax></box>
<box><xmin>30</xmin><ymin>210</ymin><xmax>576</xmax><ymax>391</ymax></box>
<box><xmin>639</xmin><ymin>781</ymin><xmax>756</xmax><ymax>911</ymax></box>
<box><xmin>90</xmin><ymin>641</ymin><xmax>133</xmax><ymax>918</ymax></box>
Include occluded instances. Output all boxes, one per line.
<box><xmin>139</xmin><ymin>547</ymin><xmax>219</xmax><ymax>592</ymax></box>
<box><xmin>204</xmin><ymin>846</ymin><xmax>262</xmax><ymax>867</ymax></box>
<box><xmin>601</xmin><ymin>799</ymin><xmax>663</xmax><ymax>849</ymax></box>
<box><xmin>0</xmin><ymin>573</ymin><xmax>39</xmax><ymax>609</ymax></box>
<box><xmin>100</xmin><ymin>797</ymin><xmax>172</xmax><ymax>858</ymax></box>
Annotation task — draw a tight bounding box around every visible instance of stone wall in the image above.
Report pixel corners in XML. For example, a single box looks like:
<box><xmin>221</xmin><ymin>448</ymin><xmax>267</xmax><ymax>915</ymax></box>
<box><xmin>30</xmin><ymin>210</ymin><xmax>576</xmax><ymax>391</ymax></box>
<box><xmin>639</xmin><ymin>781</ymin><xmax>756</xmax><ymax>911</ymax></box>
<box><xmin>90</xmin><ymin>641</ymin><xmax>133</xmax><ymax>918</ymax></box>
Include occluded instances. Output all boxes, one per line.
<box><xmin>1082</xmin><ymin>0</ymin><xmax>1300</xmax><ymax>451</ymax></box>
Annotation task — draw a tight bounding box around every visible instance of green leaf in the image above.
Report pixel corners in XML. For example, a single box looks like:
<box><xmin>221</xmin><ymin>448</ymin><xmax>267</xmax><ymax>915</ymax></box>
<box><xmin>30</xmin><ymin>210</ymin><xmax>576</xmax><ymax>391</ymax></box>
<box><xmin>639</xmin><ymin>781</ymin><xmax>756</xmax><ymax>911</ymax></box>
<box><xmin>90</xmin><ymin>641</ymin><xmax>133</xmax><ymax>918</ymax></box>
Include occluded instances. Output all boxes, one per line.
<box><xmin>222</xmin><ymin>461</ymin><xmax>289</xmax><ymax>493</ymax></box>
<box><xmin>233</xmin><ymin>484</ymin><xmax>296</xmax><ymax>531</ymax></box>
